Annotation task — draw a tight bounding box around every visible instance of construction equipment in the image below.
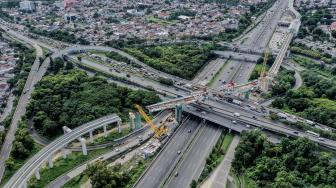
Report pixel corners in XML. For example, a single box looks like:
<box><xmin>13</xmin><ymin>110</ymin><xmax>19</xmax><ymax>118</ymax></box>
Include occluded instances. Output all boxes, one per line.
<box><xmin>135</xmin><ymin>104</ymin><xmax>167</xmax><ymax>139</ymax></box>
<box><xmin>258</xmin><ymin>46</ymin><xmax>270</xmax><ymax>91</ymax></box>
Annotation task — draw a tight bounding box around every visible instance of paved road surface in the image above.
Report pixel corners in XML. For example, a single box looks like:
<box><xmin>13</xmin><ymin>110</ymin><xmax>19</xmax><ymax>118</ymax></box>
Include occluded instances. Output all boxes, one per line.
<box><xmin>0</xmin><ymin>43</ymin><xmax>43</xmax><ymax>181</ymax></box>
<box><xmin>213</xmin><ymin>0</ymin><xmax>289</xmax><ymax>88</ymax></box>
<box><xmin>134</xmin><ymin>117</ymin><xmax>201</xmax><ymax>188</ymax></box>
<box><xmin>165</xmin><ymin>124</ymin><xmax>223</xmax><ymax>188</ymax></box>
<box><xmin>205</xmin><ymin>135</ymin><xmax>240</xmax><ymax>188</ymax></box>
<box><xmin>192</xmin><ymin>58</ymin><xmax>227</xmax><ymax>85</ymax></box>
<box><xmin>71</xmin><ymin>56</ymin><xmax>188</xmax><ymax>97</ymax></box>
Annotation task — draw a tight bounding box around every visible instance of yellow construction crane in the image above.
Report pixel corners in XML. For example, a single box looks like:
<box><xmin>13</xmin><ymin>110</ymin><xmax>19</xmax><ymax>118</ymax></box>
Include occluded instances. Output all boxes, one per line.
<box><xmin>135</xmin><ymin>104</ymin><xmax>167</xmax><ymax>139</ymax></box>
<box><xmin>258</xmin><ymin>47</ymin><xmax>270</xmax><ymax>92</ymax></box>
<box><xmin>261</xmin><ymin>47</ymin><xmax>269</xmax><ymax>78</ymax></box>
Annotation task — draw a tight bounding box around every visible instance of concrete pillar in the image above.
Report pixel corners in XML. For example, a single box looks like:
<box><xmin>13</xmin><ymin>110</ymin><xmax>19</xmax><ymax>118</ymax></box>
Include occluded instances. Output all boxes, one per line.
<box><xmin>135</xmin><ymin>114</ymin><xmax>141</xmax><ymax>129</ymax></box>
<box><xmin>89</xmin><ymin>131</ymin><xmax>94</xmax><ymax>143</ymax></box>
<box><xmin>129</xmin><ymin>112</ymin><xmax>135</xmax><ymax>130</ymax></box>
<box><xmin>103</xmin><ymin>125</ymin><xmax>107</xmax><ymax>137</ymax></box>
<box><xmin>80</xmin><ymin>138</ymin><xmax>87</xmax><ymax>155</ymax></box>
<box><xmin>35</xmin><ymin>169</ymin><xmax>40</xmax><ymax>180</ymax></box>
<box><xmin>48</xmin><ymin>156</ymin><xmax>53</xmax><ymax>168</ymax></box>
<box><xmin>61</xmin><ymin>148</ymin><xmax>67</xmax><ymax>159</ymax></box>
<box><xmin>175</xmin><ymin>104</ymin><xmax>183</xmax><ymax>123</ymax></box>
<box><xmin>118</xmin><ymin>121</ymin><xmax>122</xmax><ymax>133</ymax></box>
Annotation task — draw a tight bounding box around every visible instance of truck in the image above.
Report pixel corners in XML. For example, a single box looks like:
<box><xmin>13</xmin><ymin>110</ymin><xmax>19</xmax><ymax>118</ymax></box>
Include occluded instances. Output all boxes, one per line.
<box><xmin>276</xmin><ymin>112</ymin><xmax>288</xmax><ymax>119</ymax></box>
<box><xmin>232</xmin><ymin>99</ymin><xmax>242</xmax><ymax>106</ymax></box>
<box><xmin>233</xmin><ymin>112</ymin><xmax>240</xmax><ymax>117</ymax></box>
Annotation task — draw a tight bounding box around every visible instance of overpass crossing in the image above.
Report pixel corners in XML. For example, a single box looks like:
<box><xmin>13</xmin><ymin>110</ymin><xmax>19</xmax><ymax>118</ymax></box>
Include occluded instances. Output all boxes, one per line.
<box><xmin>185</xmin><ymin>102</ymin><xmax>336</xmax><ymax>151</ymax></box>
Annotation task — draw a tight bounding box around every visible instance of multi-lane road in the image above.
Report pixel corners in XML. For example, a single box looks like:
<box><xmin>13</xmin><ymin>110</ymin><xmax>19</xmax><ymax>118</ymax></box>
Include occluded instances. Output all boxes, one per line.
<box><xmin>164</xmin><ymin>124</ymin><xmax>222</xmax><ymax>188</ymax></box>
<box><xmin>214</xmin><ymin>0</ymin><xmax>289</xmax><ymax>87</ymax></box>
<box><xmin>134</xmin><ymin>117</ymin><xmax>202</xmax><ymax>188</ymax></box>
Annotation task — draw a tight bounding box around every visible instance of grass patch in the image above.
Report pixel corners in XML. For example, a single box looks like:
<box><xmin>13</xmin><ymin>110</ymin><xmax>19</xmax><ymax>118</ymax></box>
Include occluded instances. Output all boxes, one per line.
<box><xmin>145</xmin><ymin>16</ymin><xmax>175</xmax><ymax>25</ymax></box>
<box><xmin>28</xmin><ymin>147</ymin><xmax>112</xmax><ymax>188</ymax></box>
<box><xmin>221</xmin><ymin>133</ymin><xmax>234</xmax><ymax>153</ymax></box>
<box><xmin>89</xmin><ymin>128</ymin><xmax>131</xmax><ymax>145</ymax></box>
<box><xmin>192</xmin><ymin>132</ymin><xmax>234</xmax><ymax>186</ymax></box>
<box><xmin>249</xmin><ymin>63</ymin><xmax>268</xmax><ymax>81</ymax></box>
<box><xmin>291</xmin><ymin>55</ymin><xmax>335</xmax><ymax>79</ymax></box>
<box><xmin>207</xmin><ymin>59</ymin><xmax>230</xmax><ymax>87</ymax></box>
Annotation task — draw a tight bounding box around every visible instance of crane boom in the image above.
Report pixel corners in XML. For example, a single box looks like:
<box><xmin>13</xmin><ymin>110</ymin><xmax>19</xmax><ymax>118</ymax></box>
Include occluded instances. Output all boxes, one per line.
<box><xmin>135</xmin><ymin>104</ymin><xmax>166</xmax><ymax>138</ymax></box>
<box><xmin>261</xmin><ymin>47</ymin><xmax>269</xmax><ymax>78</ymax></box>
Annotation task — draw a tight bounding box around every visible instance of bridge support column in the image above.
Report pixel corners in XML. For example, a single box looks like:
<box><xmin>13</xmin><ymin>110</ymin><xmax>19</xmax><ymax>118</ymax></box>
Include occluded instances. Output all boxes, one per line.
<box><xmin>129</xmin><ymin>112</ymin><xmax>135</xmax><ymax>130</ymax></box>
<box><xmin>61</xmin><ymin>148</ymin><xmax>67</xmax><ymax>159</ymax></box>
<box><xmin>103</xmin><ymin>125</ymin><xmax>107</xmax><ymax>137</ymax></box>
<box><xmin>80</xmin><ymin>138</ymin><xmax>87</xmax><ymax>155</ymax></box>
<box><xmin>89</xmin><ymin>131</ymin><xmax>94</xmax><ymax>143</ymax></box>
<box><xmin>118</xmin><ymin>121</ymin><xmax>122</xmax><ymax>133</ymax></box>
<box><xmin>135</xmin><ymin>113</ymin><xmax>141</xmax><ymax>129</ymax></box>
<box><xmin>35</xmin><ymin>169</ymin><xmax>40</xmax><ymax>180</ymax></box>
<box><xmin>48</xmin><ymin>156</ymin><xmax>53</xmax><ymax>168</ymax></box>
<box><xmin>175</xmin><ymin>104</ymin><xmax>182</xmax><ymax>123</ymax></box>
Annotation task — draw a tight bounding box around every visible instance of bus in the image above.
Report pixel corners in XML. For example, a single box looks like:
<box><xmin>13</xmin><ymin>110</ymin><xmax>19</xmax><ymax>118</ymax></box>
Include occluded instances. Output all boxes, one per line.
<box><xmin>306</xmin><ymin>130</ymin><xmax>320</xmax><ymax>137</ymax></box>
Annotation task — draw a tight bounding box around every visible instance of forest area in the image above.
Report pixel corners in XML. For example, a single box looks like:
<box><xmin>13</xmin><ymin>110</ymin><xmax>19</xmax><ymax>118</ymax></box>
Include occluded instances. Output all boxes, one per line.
<box><xmin>26</xmin><ymin>59</ymin><xmax>160</xmax><ymax>138</ymax></box>
<box><xmin>232</xmin><ymin>131</ymin><xmax>336</xmax><ymax>188</ymax></box>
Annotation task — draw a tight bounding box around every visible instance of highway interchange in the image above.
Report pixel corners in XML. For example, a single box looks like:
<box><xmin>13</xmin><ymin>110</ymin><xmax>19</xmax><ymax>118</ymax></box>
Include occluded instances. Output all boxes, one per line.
<box><xmin>0</xmin><ymin>0</ymin><xmax>332</xmax><ymax>187</ymax></box>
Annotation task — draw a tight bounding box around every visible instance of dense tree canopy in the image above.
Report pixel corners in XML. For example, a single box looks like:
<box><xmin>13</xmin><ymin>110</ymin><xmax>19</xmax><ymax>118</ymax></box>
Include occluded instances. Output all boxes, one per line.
<box><xmin>27</xmin><ymin>69</ymin><xmax>160</xmax><ymax>137</ymax></box>
<box><xmin>85</xmin><ymin>161</ymin><xmax>130</xmax><ymax>188</ymax></box>
<box><xmin>271</xmin><ymin>69</ymin><xmax>295</xmax><ymax>96</ymax></box>
<box><xmin>233</xmin><ymin>131</ymin><xmax>336</xmax><ymax>187</ymax></box>
<box><xmin>126</xmin><ymin>44</ymin><xmax>216</xmax><ymax>79</ymax></box>
<box><xmin>7</xmin><ymin>41</ymin><xmax>35</xmax><ymax>95</ymax></box>
<box><xmin>272</xmin><ymin>68</ymin><xmax>336</xmax><ymax>128</ymax></box>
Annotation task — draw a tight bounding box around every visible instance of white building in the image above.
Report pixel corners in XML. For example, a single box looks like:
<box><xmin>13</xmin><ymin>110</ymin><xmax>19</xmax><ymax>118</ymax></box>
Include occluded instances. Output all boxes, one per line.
<box><xmin>19</xmin><ymin>1</ymin><xmax>36</xmax><ymax>12</ymax></box>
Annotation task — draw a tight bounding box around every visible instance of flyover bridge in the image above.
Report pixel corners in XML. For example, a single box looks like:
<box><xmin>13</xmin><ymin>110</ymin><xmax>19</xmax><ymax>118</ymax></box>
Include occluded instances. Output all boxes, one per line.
<box><xmin>185</xmin><ymin>101</ymin><xmax>336</xmax><ymax>151</ymax></box>
<box><xmin>4</xmin><ymin>114</ymin><xmax>121</xmax><ymax>188</ymax></box>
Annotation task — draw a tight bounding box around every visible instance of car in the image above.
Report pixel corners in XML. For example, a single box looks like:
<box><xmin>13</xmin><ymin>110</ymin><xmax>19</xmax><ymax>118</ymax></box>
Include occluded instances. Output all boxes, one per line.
<box><xmin>318</xmin><ymin>137</ymin><xmax>325</xmax><ymax>141</ymax></box>
<box><xmin>188</xmin><ymin>129</ymin><xmax>191</xmax><ymax>133</ymax></box>
<box><xmin>177</xmin><ymin>150</ymin><xmax>181</xmax><ymax>155</ymax></box>
<box><xmin>246</xmin><ymin>124</ymin><xmax>251</xmax><ymax>128</ymax></box>
<box><xmin>174</xmin><ymin>172</ymin><xmax>179</xmax><ymax>177</ymax></box>
<box><xmin>115</xmin><ymin>148</ymin><xmax>120</xmax><ymax>152</ymax></box>
<box><xmin>252</xmin><ymin>116</ymin><xmax>257</xmax><ymax>119</ymax></box>
<box><xmin>201</xmin><ymin>111</ymin><xmax>206</xmax><ymax>115</ymax></box>
<box><xmin>232</xmin><ymin>120</ymin><xmax>237</xmax><ymax>124</ymax></box>
<box><xmin>293</xmin><ymin>131</ymin><xmax>299</xmax><ymax>135</ymax></box>
<box><xmin>121</xmin><ymin>155</ymin><xmax>125</xmax><ymax>159</ymax></box>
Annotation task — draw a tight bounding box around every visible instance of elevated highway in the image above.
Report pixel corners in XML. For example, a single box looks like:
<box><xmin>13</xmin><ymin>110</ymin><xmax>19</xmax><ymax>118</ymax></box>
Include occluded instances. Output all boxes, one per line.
<box><xmin>186</xmin><ymin>100</ymin><xmax>336</xmax><ymax>150</ymax></box>
<box><xmin>4</xmin><ymin>114</ymin><xmax>121</xmax><ymax>188</ymax></box>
